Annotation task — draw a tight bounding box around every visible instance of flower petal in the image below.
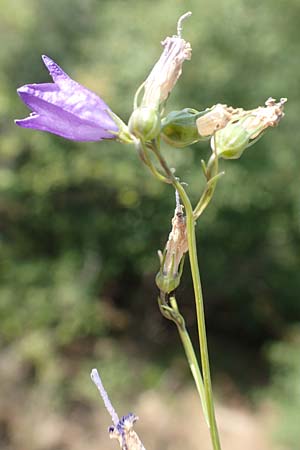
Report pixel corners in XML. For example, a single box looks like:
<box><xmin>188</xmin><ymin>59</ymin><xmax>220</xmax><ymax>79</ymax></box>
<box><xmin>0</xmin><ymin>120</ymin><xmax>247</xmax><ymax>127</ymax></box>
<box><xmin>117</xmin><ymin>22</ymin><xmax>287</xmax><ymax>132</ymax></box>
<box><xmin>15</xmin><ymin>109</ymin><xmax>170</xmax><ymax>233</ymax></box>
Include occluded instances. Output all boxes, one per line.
<box><xmin>17</xmin><ymin>80</ymin><xmax>117</xmax><ymax>131</ymax></box>
<box><xmin>17</xmin><ymin>83</ymin><xmax>117</xmax><ymax>131</ymax></box>
<box><xmin>16</xmin><ymin>56</ymin><xmax>119</xmax><ymax>141</ymax></box>
<box><xmin>41</xmin><ymin>55</ymin><xmax>70</xmax><ymax>85</ymax></box>
<box><xmin>15</xmin><ymin>109</ymin><xmax>116</xmax><ymax>141</ymax></box>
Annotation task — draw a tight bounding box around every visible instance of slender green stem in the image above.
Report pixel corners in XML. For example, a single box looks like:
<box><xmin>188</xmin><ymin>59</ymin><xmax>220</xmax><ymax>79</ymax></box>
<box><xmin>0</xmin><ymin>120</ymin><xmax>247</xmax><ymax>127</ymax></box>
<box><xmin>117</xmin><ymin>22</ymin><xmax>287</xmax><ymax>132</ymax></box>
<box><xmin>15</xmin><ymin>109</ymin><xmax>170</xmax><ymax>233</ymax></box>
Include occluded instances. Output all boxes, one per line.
<box><xmin>176</xmin><ymin>321</ymin><xmax>210</xmax><ymax>424</ymax></box>
<box><xmin>182</xmin><ymin>191</ymin><xmax>221</xmax><ymax>450</ymax></box>
<box><xmin>193</xmin><ymin>152</ymin><xmax>223</xmax><ymax>220</ymax></box>
<box><xmin>151</xmin><ymin>142</ymin><xmax>222</xmax><ymax>450</ymax></box>
<box><xmin>168</xmin><ymin>295</ymin><xmax>209</xmax><ymax>426</ymax></box>
<box><xmin>135</xmin><ymin>139</ymin><xmax>170</xmax><ymax>184</ymax></box>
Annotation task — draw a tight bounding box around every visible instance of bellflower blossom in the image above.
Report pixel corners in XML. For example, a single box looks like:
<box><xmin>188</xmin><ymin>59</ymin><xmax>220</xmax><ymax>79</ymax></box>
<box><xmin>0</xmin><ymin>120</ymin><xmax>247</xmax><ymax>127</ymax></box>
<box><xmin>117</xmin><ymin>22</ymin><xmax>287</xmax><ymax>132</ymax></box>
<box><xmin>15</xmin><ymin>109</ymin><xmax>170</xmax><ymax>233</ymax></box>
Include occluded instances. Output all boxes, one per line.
<box><xmin>15</xmin><ymin>55</ymin><xmax>119</xmax><ymax>142</ymax></box>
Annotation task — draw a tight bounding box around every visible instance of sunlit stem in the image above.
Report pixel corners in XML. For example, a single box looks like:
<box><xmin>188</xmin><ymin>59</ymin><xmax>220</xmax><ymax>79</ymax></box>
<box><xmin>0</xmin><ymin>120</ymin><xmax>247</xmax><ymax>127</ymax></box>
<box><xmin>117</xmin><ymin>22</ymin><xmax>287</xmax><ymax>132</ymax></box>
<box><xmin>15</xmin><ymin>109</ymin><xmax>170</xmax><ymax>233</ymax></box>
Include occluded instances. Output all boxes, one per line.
<box><xmin>193</xmin><ymin>150</ymin><xmax>224</xmax><ymax>220</ymax></box>
<box><xmin>135</xmin><ymin>139</ymin><xmax>170</xmax><ymax>184</ymax></box>
<box><xmin>151</xmin><ymin>140</ymin><xmax>222</xmax><ymax>450</ymax></box>
<box><xmin>168</xmin><ymin>294</ymin><xmax>209</xmax><ymax>426</ymax></box>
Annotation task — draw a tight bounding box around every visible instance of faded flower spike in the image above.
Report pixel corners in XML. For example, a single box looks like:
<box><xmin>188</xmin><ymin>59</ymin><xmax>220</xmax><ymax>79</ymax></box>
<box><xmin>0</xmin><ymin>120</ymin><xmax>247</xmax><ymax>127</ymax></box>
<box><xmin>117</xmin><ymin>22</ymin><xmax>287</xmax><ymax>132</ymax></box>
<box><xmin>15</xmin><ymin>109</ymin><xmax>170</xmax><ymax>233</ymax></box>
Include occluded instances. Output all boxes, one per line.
<box><xmin>15</xmin><ymin>55</ymin><xmax>119</xmax><ymax>142</ymax></box>
<box><xmin>140</xmin><ymin>12</ymin><xmax>192</xmax><ymax>110</ymax></box>
<box><xmin>212</xmin><ymin>97</ymin><xmax>287</xmax><ymax>160</ymax></box>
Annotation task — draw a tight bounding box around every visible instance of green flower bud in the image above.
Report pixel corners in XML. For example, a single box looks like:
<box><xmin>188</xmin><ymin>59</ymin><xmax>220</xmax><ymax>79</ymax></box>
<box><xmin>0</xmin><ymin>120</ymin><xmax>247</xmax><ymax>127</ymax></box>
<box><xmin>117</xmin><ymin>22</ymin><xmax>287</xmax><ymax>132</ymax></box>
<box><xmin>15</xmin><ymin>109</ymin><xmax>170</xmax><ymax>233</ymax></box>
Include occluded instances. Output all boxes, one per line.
<box><xmin>214</xmin><ymin>121</ymin><xmax>251</xmax><ymax>160</ymax></box>
<box><xmin>128</xmin><ymin>107</ymin><xmax>161</xmax><ymax>141</ymax></box>
<box><xmin>161</xmin><ymin>108</ymin><xmax>210</xmax><ymax>148</ymax></box>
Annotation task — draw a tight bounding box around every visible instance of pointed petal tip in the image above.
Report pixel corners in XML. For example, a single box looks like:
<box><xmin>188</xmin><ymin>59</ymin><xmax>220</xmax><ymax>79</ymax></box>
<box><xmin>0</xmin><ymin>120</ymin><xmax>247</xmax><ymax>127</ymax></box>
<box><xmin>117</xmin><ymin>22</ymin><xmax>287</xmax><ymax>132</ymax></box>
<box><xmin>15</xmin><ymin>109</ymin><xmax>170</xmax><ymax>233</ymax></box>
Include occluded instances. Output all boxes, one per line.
<box><xmin>15</xmin><ymin>118</ymin><xmax>28</xmax><ymax>128</ymax></box>
<box><xmin>17</xmin><ymin>85</ymin><xmax>29</xmax><ymax>95</ymax></box>
<box><xmin>41</xmin><ymin>54</ymin><xmax>52</xmax><ymax>65</ymax></box>
<box><xmin>41</xmin><ymin>54</ymin><xmax>69</xmax><ymax>82</ymax></box>
<box><xmin>16</xmin><ymin>85</ymin><xmax>33</xmax><ymax>103</ymax></box>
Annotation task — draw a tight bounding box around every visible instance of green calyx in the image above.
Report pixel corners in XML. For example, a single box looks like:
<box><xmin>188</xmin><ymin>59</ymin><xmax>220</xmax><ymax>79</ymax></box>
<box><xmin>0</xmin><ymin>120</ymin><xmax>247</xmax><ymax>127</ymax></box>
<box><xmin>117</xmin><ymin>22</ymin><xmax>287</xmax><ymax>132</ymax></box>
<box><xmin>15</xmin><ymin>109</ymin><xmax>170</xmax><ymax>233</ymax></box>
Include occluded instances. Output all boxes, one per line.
<box><xmin>128</xmin><ymin>107</ymin><xmax>161</xmax><ymax>141</ymax></box>
<box><xmin>161</xmin><ymin>108</ymin><xmax>210</xmax><ymax>148</ymax></box>
<box><xmin>155</xmin><ymin>251</ymin><xmax>185</xmax><ymax>294</ymax></box>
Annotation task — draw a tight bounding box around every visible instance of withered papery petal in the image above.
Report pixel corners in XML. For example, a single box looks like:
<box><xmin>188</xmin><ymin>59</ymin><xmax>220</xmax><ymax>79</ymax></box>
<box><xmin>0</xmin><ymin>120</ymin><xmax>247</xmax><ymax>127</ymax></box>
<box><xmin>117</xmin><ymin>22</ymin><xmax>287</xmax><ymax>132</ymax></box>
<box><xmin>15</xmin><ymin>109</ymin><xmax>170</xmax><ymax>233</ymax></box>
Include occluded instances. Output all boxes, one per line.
<box><xmin>242</xmin><ymin>97</ymin><xmax>287</xmax><ymax>138</ymax></box>
<box><xmin>142</xmin><ymin>36</ymin><xmax>192</xmax><ymax>108</ymax></box>
<box><xmin>15</xmin><ymin>56</ymin><xmax>118</xmax><ymax>142</ymax></box>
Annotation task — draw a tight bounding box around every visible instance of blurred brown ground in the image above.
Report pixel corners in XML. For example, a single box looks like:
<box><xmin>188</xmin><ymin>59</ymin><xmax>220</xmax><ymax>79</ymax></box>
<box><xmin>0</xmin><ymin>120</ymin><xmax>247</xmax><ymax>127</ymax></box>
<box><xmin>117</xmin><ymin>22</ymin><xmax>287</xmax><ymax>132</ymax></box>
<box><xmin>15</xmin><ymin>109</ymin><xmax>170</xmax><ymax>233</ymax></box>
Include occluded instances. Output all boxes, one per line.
<box><xmin>0</xmin><ymin>376</ymin><xmax>277</xmax><ymax>450</ymax></box>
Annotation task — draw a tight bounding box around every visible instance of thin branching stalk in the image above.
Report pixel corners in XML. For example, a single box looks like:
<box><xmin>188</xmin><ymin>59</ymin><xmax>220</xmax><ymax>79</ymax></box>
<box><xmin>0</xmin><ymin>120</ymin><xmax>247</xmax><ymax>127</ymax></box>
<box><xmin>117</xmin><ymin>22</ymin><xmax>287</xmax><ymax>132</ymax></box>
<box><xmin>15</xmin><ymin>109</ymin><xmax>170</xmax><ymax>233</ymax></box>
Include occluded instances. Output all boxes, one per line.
<box><xmin>193</xmin><ymin>150</ymin><xmax>224</xmax><ymax>219</ymax></box>
<box><xmin>151</xmin><ymin>140</ymin><xmax>222</xmax><ymax>450</ymax></box>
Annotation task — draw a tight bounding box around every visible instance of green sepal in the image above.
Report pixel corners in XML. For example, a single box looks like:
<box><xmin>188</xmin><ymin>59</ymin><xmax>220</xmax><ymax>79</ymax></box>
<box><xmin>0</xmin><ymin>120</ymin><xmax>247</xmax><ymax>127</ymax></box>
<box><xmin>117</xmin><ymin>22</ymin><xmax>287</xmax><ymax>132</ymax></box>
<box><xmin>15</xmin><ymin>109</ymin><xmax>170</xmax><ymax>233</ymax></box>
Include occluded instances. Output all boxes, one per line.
<box><xmin>107</xmin><ymin>110</ymin><xmax>135</xmax><ymax>144</ymax></box>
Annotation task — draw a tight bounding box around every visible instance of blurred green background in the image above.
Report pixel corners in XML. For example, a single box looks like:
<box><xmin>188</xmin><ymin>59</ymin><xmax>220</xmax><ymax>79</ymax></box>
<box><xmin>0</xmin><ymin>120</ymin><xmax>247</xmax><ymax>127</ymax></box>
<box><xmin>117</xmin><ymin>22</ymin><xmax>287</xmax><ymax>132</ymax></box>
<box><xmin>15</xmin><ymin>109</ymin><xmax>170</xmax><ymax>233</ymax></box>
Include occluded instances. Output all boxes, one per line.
<box><xmin>1</xmin><ymin>0</ymin><xmax>300</xmax><ymax>449</ymax></box>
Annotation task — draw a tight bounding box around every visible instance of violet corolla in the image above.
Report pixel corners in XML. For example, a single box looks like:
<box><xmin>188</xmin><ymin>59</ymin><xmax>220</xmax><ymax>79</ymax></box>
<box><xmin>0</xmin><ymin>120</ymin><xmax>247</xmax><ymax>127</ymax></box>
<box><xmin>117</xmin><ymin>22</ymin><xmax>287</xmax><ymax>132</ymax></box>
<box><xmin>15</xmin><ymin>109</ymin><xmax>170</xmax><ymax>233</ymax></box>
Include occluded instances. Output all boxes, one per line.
<box><xmin>15</xmin><ymin>55</ymin><xmax>120</xmax><ymax>142</ymax></box>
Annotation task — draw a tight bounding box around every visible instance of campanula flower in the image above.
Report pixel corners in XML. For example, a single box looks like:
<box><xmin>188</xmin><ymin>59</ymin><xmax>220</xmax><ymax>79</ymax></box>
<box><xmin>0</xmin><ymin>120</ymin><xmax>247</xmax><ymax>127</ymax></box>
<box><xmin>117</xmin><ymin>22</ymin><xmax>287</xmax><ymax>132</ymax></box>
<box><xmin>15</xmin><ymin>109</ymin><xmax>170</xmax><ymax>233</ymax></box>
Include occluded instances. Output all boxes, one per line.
<box><xmin>15</xmin><ymin>55</ymin><xmax>119</xmax><ymax>142</ymax></box>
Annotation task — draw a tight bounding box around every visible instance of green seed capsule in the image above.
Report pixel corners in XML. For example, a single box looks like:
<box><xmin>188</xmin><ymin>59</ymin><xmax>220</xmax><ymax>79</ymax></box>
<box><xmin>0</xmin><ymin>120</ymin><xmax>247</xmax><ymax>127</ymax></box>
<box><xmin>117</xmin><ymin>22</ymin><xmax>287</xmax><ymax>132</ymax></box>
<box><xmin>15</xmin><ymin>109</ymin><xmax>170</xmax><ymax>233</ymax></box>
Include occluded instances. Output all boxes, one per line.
<box><xmin>155</xmin><ymin>270</ymin><xmax>181</xmax><ymax>294</ymax></box>
<box><xmin>161</xmin><ymin>108</ymin><xmax>210</xmax><ymax>148</ymax></box>
<box><xmin>214</xmin><ymin>122</ymin><xmax>251</xmax><ymax>160</ymax></box>
<box><xmin>128</xmin><ymin>107</ymin><xmax>161</xmax><ymax>141</ymax></box>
